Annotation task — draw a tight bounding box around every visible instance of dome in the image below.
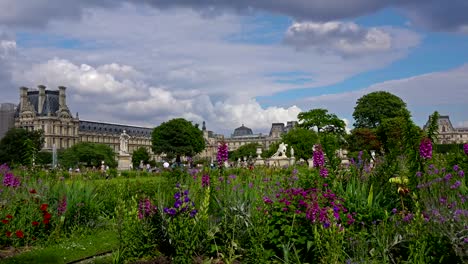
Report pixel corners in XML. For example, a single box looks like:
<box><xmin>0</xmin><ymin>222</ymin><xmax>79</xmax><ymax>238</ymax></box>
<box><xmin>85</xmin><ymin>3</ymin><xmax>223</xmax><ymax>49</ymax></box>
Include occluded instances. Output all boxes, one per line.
<box><xmin>233</xmin><ymin>124</ymin><xmax>253</xmax><ymax>137</ymax></box>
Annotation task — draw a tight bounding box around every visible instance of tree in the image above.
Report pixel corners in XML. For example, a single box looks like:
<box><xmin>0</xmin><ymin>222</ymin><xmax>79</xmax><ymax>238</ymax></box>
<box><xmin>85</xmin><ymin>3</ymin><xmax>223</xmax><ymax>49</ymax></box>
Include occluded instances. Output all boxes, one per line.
<box><xmin>353</xmin><ymin>91</ymin><xmax>410</xmax><ymax>129</ymax></box>
<box><xmin>132</xmin><ymin>147</ymin><xmax>150</xmax><ymax>169</ymax></box>
<box><xmin>152</xmin><ymin>118</ymin><xmax>205</xmax><ymax>162</ymax></box>
<box><xmin>59</xmin><ymin>142</ymin><xmax>116</xmax><ymax>168</ymax></box>
<box><xmin>229</xmin><ymin>143</ymin><xmax>261</xmax><ymax>162</ymax></box>
<box><xmin>298</xmin><ymin>108</ymin><xmax>346</xmax><ymax>134</ymax></box>
<box><xmin>347</xmin><ymin>128</ymin><xmax>381</xmax><ymax>153</ymax></box>
<box><xmin>0</xmin><ymin>128</ymin><xmax>44</xmax><ymax>166</ymax></box>
<box><xmin>281</xmin><ymin>127</ymin><xmax>319</xmax><ymax>161</ymax></box>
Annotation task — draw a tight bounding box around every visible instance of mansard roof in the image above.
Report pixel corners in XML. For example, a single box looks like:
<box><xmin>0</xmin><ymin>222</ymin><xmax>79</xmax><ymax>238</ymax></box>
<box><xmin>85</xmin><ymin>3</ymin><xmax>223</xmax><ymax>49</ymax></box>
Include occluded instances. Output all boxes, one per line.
<box><xmin>15</xmin><ymin>90</ymin><xmax>61</xmax><ymax>117</ymax></box>
<box><xmin>79</xmin><ymin>120</ymin><xmax>153</xmax><ymax>137</ymax></box>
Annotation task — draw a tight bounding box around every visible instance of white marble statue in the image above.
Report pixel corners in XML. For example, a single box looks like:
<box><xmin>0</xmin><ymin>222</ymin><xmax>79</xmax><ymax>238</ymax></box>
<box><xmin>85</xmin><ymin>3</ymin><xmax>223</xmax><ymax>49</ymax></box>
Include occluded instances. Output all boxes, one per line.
<box><xmin>290</xmin><ymin>147</ymin><xmax>295</xmax><ymax>158</ymax></box>
<box><xmin>271</xmin><ymin>142</ymin><xmax>288</xmax><ymax>158</ymax></box>
<box><xmin>119</xmin><ymin>130</ymin><xmax>131</xmax><ymax>155</ymax></box>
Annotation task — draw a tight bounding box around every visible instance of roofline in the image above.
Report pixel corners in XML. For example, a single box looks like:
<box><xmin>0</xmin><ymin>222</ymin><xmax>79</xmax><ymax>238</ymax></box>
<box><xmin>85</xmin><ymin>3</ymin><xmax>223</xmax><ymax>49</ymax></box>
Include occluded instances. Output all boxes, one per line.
<box><xmin>79</xmin><ymin>120</ymin><xmax>153</xmax><ymax>130</ymax></box>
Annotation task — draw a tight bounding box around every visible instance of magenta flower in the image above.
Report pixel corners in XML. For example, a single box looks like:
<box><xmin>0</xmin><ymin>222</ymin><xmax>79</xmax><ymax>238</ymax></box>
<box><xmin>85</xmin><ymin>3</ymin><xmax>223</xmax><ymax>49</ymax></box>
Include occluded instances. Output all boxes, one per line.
<box><xmin>419</xmin><ymin>138</ymin><xmax>433</xmax><ymax>159</ymax></box>
<box><xmin>217</xmin><ymin>142</ymin><xmax>229</xmax><ymax>167</ymax></box>
<box><xmin>313</xmin><ymin>144</ymin><xmax>325</xmax><ymax>167</ymax></box>
<box><xmin>57</xmin><ymin>196</ymin><xmax>67</xmax><ymax>216</ymax></box>
<box><xmin>464</xmin><ymin>144</ymin><xmax>468</xmax><ymax>155</ymax></box>
<box><xmin>201</xmin><ymin>174</ymin><xmax>210</xmax><ymax>188</ymax></box>
<box><xmin>2</xmin><ymin>172</ymin><xmax>20</xmax><ymax>187</ymax></box>
<box><xmin>319</xmin><ymin>167</ymin><xmax>329</xmax><ymax>178</ymax></box>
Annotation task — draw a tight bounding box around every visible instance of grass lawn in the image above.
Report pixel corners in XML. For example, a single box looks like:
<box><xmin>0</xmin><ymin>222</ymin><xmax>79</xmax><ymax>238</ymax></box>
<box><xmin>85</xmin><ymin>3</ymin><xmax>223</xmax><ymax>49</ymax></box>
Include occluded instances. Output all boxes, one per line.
<box><xmin>0</xmin><ymin>228</ymin><xmax>118</xmax><ymax>264</ymax></box>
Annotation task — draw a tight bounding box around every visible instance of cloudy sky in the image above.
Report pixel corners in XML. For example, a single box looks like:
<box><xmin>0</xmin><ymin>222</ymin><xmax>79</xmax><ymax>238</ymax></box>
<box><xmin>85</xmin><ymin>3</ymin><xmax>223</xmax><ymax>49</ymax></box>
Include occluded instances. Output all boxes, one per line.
<box><xmin>1</xmin><ymin>0</ymin><xmax>468</xmax><ymax>135</ymax></box>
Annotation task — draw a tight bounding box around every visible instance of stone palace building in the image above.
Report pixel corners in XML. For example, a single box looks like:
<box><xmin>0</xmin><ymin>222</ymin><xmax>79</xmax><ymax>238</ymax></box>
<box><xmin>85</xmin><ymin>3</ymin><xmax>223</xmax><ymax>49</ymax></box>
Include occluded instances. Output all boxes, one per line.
<box><xmin>424</xmin><ymin>115</ymin><xmax>468</xmax><ymax>144</ymax></box>
<box><xmin>1</xmin><ymin>85</ymin><xmax>295</xmax><ymax>162</ymax></box>
<box><xmin>13</xmin><ymin>85</ymin><xmax>153</xmax><ymax>154</ymax></box>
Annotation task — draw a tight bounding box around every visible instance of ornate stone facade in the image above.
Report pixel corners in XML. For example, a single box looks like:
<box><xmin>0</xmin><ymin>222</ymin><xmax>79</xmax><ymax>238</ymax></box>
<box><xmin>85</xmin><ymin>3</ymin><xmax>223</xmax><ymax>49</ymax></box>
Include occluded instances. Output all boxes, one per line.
<box><xmin>14</xmin><ymin>86</ymin><xmax>153</xmax><ymax>155</ymax></box>
<box><xmin>424</xmin><ymin>115</ymin><xmax>468</xmax><ymax>144</ymax></box>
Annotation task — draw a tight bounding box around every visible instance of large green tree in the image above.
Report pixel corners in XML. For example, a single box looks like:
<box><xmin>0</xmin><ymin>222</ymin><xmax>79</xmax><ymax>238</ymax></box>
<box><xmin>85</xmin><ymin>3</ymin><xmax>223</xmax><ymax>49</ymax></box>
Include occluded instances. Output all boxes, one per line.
<box><xmin>353</xmin><ymin>91</ymin><xmax>410</xmax><ymax>129</ymax></box>
<box><xmin>281</xmin><ymin>127</ymin><xmax>319</xmax><ymax>161</ymax></box>
<box><xmin>0</xmin><ymin>128</ymin><xmax>44</xmax><ymax>166</ymax></box>
<box><xmin>298</xmin><ymin>108</ymin><xmax>345</xmax><ymax>134</ymax></box>
<box><xmin>132</xmin><ymin>147</ymin><xmax>150</xmax><ymax>168</ymax></box>
<box><xmin>229</xmin><ymin>143</ymin><xmax>261</xmax><ymax>162</ymax></box>
<box><xmin>347</xmin><ymin>128</ymin><xmax>381</xmax><ymax>153</ymax></box>
<box><xmin>59</xmin><ymin>142</ymin><xmax>117</xmax><ymax>168</ymax></box>
<box><xmin>152</xmin><ymin>118</ymin><xmax>205</xmax><ymax>162</ymax></box>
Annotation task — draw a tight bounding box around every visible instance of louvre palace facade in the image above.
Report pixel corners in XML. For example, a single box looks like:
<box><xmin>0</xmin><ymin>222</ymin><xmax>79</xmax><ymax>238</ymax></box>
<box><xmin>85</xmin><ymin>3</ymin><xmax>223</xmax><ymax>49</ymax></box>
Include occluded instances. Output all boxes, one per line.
<box><xmin>13</xmin><ymin>85</ymin><xmax>153</xmax><ymax>155</ymax></box>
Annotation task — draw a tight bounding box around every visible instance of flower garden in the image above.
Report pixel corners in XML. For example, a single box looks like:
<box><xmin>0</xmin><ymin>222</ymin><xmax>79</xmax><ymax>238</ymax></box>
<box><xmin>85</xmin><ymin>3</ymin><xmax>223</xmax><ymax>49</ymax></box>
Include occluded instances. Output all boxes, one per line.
<box><xmin>0</xmin><ymin>139</ymin><xmax>467</xmax><ymax>264</ymax></box>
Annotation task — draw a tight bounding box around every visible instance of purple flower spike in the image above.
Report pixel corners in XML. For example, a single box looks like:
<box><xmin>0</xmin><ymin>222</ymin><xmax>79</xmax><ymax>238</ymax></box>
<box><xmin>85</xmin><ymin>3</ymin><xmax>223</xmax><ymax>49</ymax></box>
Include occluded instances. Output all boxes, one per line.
<box><xmin>419</xmin><ymin>138</ymin><xmax>432</xmax><ymax>159</ymax></box>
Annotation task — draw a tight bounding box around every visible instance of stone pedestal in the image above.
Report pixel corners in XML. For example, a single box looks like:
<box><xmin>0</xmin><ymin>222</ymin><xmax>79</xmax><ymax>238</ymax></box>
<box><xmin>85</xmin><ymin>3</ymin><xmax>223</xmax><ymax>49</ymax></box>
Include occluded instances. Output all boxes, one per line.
<box><xmin>254</xmin><ymin>158</ymin><xmax>264</xmax><ymax>166</ymax></box>
<box><xmin>268</xmin><ymin>158</ymin><xmax>290</xmax><ymax>167</ymax></box>
<box><xmin>307</xmin><ymin>158</ymin><xmax>314</xmax><ymax>169</ymax></box>
<box><xmin>289</xmin><ymin>157</ymin><xmax>296</xmax><ymax>166</ymax></box>
<box><xmin>118</xmin><ymin>154</ymin><xmax>132</xmax><ymax>171</ymax></box>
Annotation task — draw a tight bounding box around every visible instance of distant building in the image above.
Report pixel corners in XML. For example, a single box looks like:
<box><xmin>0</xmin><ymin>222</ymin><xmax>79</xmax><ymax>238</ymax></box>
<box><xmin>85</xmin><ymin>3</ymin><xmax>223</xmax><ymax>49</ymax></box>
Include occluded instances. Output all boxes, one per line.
<box><xmin>0</xmin><ymin>103</ymin><xmax>16</xmax><ymax>140</ymax></box>
<box><xmin>424</xmin><ymin>115</ymin><xmax>468</xmax><ymax>144</ymax></box>
<box><xmin>14</xmin><ymin>85</ymin><xmax>153</xmax><ymax>155</ymax></box>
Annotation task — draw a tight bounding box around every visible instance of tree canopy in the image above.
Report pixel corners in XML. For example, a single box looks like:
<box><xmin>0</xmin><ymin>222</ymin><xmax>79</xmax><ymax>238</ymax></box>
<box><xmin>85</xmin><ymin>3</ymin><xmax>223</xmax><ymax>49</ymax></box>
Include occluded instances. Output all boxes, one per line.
<box><xmin>152</xmin><ymin>118</ymin><xmax>205</xmax><ymax>161</ymax></box>
<box><xmin>229</xmin><ymin>143</ymin><xmax>260</xmax><ymax>162</ymax></box>
<box><xmin>0</xmin><ymin>128</ymin><xmax>44</xmax><ymax>166</ymax></box>
<box><xmin>132</xmin><ymin>147</ymin><xmax>150</xmax><ymax>168</ymax></box>
<box><xmin>353</xmin><ymin>91</ymin><xmax>410</xmax><ymax>129</ymax></box>
<box><xmin>298</xmin><ymin>108</ymin><xmax>345</xmax><ymax>135</ymax></box>
<box><xmin>281</xmin><ymin>127</ymin><xmax>319</xmax><ymax>161</ymax></box>
<box><xmin>59</xmin><ymin>142</ymin><xmax>117</xmax><ymax>169</ymax></box>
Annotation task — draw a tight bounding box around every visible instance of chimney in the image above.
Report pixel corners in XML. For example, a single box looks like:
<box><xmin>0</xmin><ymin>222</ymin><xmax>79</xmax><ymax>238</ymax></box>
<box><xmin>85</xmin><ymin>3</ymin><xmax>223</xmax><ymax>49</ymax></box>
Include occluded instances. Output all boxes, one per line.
<box><xmin>19</xmin><ymin>86</ymin><xmax>29</xmax><ymax>111</ymax></box>
<box><xmin>38</xmin><ymin>85</ymin><xmax>46</xmax><ymax>114</ymax></box>
<box><xmin>58</xmin><ymin>86</ymin><xmax>67</xmax><ymax>108</ymax></box>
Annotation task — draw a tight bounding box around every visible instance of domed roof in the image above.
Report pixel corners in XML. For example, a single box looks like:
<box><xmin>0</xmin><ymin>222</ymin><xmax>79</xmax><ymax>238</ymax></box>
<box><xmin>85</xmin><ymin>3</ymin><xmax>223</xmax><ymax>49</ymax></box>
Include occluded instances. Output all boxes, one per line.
<box><xmin>233</xmin><ymin>124</ymin><xmax>253</xmax><ymax>137</ymax></box>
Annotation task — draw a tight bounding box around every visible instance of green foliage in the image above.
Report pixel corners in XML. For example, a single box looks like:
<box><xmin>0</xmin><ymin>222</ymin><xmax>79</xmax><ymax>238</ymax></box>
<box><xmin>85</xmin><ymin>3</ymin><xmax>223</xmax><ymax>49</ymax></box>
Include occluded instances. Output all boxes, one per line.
<box><xmin>298</xmin><ymin>108</ymin><xmax>345</xmax><ymax>134</ymax></box>
<box><xmin>132</xmin><ymin>147</ymin><xmax>150</xmax><ymax>168</ymax></box>
<box><xmin>229</xmin><ymin>142</ymin><xmax>260</xmax><ymax>161</ymax></box>
<box><xmin>347</xmin><ymin>128</ymin><xmax>381</xmax><ymax>153</ymax></box>
<box><xmin>280</xmin><ymin>127</ymin><xmax>318</xmax><ymax>161</ymax></box>
<box><xmin>36</xmin><ymin>151</ymin><xmax>52</xmax><ymax>166</ymax></box>
<box><xmin>353</xmin><ymin>91</ymin><xmax>410</xmax><ymax>129</ymax></box>
<box><xmin>0</xmin><ymin>128</ymin><xmax>44</xmax><ymax>166</ymax></box>
<box><xmin>152</xmin><ymin>118</ymin><xmax>205</xmax><ymax>161</ymax></box>
<box><xmin>59</xmin><ymin>142</ymin><xmax>117</xmax><ymax>169</ymax></box>
<box><xmin>425</xmin><ymin>111</ymin><xmax>440</xmax><ymax>143</ymax></box>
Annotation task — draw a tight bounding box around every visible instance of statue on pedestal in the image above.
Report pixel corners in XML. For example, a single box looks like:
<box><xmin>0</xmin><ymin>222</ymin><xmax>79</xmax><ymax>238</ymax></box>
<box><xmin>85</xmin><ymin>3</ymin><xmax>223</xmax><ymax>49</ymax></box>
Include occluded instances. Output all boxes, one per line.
<box><xmin>119</xmin><ymin>130</ymin><xmax>130</xmax><ymax>155</ymax></box>
<box><xmin>271</xmin><ymin>142</ymin><xmax>288</xmax><ymax>158</ymax></box>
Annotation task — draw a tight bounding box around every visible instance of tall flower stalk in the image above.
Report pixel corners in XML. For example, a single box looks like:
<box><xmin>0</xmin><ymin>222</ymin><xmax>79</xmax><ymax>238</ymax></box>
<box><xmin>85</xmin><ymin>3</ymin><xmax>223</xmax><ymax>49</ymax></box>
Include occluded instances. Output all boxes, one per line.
<box><xmin>419</xmin><ymin>138</ymin><xmax>432</xmax><ymax>160</ymax></box>
<box><xmin>217</xmin><ymin>142</ymin><xmax>229</xmax><ymax>168</ymax></box>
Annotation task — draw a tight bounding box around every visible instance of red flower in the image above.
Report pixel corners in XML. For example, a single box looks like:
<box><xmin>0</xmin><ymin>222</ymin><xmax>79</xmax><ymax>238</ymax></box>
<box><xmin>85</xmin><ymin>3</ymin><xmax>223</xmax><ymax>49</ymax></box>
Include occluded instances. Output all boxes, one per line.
<box><xmin>43</xmin><ymin>219</ymin><xmax>50</xmax><ymax>225</ymax></box>
<box><xmin>29</xmin><ymin>189</ymin><xmax>37</xmax><ymax>194</ymax></box>
<box><xmin>6</xmin><ymin>214</ymin><xmax>13</xmax><ymax>219</ymax></box>
<box><xmin>32</xmin><ymin>221</ymin><xmax>39</xmax><ymax>226</ymax></box>
<box><xmin>6</xmin><ymin>231</ymin><xmax>11</xmax><ymax>237</ymax></box>
<box><xmin>40</xmin><ymin>204</ymin><xmax>48</xmax><ymax>211</ymax></box>
<box><xmin>2</xmin><ymin>219</ymin><xmax>9</xmax><ymax>224</ymax></box>
<box><xmin>43</xmin><ymin>212</ymin><xmax>51</xmax><ymax>220</ymax></box>
<box><xmin>15</xmin><ymin>230</ymin><xmax>24</xmax><ymax>238</ymax></box>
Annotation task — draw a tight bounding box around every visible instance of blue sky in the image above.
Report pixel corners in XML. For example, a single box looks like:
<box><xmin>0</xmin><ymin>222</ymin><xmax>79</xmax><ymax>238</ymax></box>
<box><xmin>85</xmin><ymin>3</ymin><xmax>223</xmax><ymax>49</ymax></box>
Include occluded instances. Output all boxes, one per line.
<box><xmin>1</xmin><ymin>1</ymin><xmax>468</xmax><ymax>134</ymax></box>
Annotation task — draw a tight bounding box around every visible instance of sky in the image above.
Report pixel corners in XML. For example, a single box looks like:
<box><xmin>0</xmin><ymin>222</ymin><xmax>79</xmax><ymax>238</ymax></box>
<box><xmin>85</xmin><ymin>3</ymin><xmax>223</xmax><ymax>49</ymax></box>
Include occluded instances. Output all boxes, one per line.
<box><xmin>1</xmin><ymin>0</ymin><xmax>468</xmax><ymax>135</ymax></box>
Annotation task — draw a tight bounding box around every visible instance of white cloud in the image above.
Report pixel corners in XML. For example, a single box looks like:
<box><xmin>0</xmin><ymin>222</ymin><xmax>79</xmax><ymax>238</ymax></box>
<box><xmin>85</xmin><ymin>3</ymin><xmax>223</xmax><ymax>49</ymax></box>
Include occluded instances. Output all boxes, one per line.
<box><xmin>284</xmin><ymin>21</ymin><xmax>392</xmax><ymax>56</ymax></box>
<box><xmin>296</xmin><ymin>64</ymin><xmax>468</xmax><ymax>127</ymax></box>
<box><xmin>6</xmin><ymin>5</ymin><xmax>420</xmax><ymax>134</ymax></box>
